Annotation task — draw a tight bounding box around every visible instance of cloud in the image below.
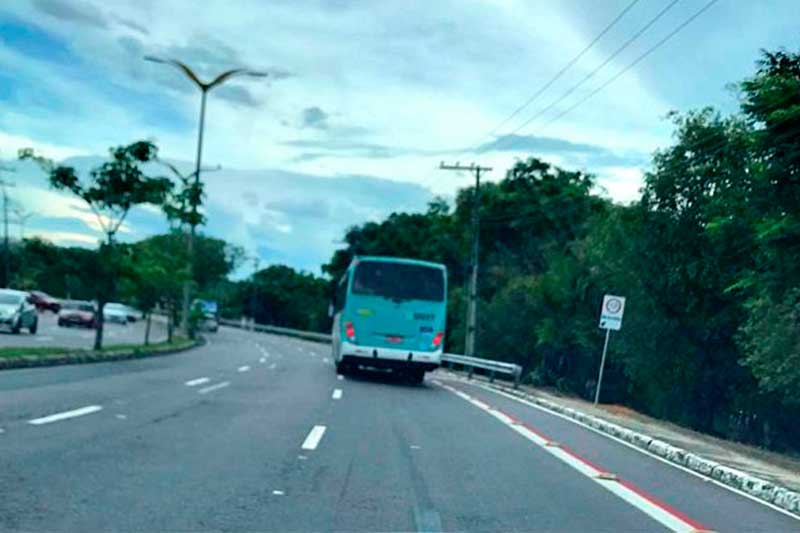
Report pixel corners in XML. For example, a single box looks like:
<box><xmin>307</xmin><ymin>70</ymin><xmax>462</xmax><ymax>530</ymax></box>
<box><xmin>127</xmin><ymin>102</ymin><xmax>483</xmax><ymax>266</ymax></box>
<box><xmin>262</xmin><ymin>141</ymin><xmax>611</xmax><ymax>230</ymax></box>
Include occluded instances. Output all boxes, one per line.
<box><xmin>476</xmin><ymin>133</ymin><xmax>649</xmax><ymax>168</ymax></box>
<box><xmin>113</xmin><ymin>15</ymin><xmax>148</xmax><ymax>35</ymax></box>
<box><xmin>302</xmin><ymin>106</ymin><xmax>329</xmax><ymax>129</ymax></box>
<box><xmin>284</xmin><ymin>139</ymin><xmax>408</xmax><ymax>160</ymax></box>
<box><xmin>216</xmin><ymin>84</ymin><xmax>259</xmax><ymax>107</ymax></box>
<box><xmin>30</xmin><ymin>0</ymin><xmax>107</xmax><ymax>29</ymax></box>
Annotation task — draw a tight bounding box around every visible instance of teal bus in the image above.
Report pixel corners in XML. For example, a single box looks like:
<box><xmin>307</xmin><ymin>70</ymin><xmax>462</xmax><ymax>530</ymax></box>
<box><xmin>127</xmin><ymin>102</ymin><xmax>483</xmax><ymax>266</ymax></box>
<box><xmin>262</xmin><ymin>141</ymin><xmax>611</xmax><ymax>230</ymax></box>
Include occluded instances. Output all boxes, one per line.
<box><xmin>330</xmin><ymin>256</ymin><xmax>447</xmax><ymax>383</ymax></box>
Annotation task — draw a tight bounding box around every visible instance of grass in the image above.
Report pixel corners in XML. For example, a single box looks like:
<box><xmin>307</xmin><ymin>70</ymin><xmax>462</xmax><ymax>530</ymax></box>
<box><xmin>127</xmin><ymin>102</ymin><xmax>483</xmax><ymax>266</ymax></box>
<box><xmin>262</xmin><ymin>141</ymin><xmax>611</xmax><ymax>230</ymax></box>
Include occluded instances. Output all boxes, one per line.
<box><xmin>0</xmin><ymin>337</ymin><xmax>194</xmax><ymax>360</ymax></box>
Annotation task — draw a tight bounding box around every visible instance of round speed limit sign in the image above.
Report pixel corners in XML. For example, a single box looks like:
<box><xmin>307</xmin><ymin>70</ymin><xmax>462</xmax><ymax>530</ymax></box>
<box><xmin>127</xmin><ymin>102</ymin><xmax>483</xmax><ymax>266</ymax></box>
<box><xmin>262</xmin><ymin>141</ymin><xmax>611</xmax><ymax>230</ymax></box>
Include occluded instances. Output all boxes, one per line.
<box><xmin>605</xmin><ymin>298</ymin><xmax>622</xmax><ymax>314</ymax></box>
<box><xmin>599</xmin><ymin>294</ymin><xmax>625</xmax><ymax>330</ymax></box>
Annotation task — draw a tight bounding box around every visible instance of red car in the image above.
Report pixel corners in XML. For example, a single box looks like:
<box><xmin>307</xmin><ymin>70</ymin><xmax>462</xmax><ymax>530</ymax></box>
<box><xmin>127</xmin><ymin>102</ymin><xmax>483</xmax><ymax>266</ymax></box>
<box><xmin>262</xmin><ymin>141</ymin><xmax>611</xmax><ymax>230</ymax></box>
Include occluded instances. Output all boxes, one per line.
<box><xmin>57</xmin><ymin>300</ymin><xmax>96</xmax><ymax>328</ymax></box>
<box><xmin>28</xmin><ymin>291</ymin><xmax>61</xmax><ymax>313</ymax></box>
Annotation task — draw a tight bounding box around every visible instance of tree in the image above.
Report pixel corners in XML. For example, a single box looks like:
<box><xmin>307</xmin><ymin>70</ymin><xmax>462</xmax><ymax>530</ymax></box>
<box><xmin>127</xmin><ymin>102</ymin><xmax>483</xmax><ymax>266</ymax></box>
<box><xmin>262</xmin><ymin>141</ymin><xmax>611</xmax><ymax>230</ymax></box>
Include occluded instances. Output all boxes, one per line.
<box><xmin>244</xmin><ymin>265</ymin><xmax>329</xmax><ymax>332</ymax></box>
<box><xmin>736</xmin><ymin>49</ymin><xmax>800</xmax><ymax>408</ymax></box>
<box><xmin>20</xmin><ymin>141</ymin><xmax>172</xmax><ymax>349</ymax></box>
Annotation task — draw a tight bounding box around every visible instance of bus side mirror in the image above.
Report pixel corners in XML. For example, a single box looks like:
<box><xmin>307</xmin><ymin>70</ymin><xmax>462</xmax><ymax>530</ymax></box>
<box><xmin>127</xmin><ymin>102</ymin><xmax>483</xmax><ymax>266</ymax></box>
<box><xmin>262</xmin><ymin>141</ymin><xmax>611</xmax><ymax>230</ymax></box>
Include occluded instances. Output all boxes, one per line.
<box><xmin>328</xmin><ymin>303</ymin><xmax>334</xmax><ymax>318</ymax></box>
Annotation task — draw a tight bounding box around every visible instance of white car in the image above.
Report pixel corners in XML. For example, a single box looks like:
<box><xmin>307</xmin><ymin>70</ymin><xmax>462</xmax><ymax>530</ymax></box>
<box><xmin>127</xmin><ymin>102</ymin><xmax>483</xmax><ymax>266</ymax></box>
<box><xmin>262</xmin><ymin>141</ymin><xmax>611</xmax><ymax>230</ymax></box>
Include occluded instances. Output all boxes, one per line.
<box><xmin>103</xmin><ymin>303</ymin><xmax>129</xmax><ymax>325</ymax></box>
<box><xmin>0</xmin><ymin>289</ymin><xmax>38</xmax><ymax>334</ymax></box>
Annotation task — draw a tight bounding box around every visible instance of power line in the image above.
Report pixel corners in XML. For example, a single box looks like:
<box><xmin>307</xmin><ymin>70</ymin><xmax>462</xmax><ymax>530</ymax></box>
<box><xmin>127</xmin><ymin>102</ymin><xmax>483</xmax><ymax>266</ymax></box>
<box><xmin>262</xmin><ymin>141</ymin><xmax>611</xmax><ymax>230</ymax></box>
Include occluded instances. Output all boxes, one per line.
<box><xmin>482</xmin><ymin>0</ymin><xmax>642</xmax><ymax>141</ymax></box>
<box><xmin>477</xmin><ymin>122</ymin><xmax>800</xmax><ymax>226</ymax></box>
<box><xmin>540</xmin><ymin>0</ymin><xmax>720</xmax><ymax>131</ymax></box>
<box><xmin>496</xmin><ymin>0</ymin><xmax>681</xmax><ymax>145</ymax></box>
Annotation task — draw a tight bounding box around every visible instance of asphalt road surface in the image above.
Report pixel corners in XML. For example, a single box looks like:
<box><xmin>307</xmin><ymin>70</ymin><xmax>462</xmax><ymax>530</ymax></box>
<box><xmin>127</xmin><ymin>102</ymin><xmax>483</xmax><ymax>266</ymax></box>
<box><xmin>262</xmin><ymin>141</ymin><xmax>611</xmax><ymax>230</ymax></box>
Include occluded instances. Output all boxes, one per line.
<box><xmin>0</xmin><ymin>311</ymin><xmax>167</xmax><ymax>349</ymax></box>
<box><xmin>1</xmin><ymin>326</ymin><xmax>797</xmax><ymax>532</ymax></box>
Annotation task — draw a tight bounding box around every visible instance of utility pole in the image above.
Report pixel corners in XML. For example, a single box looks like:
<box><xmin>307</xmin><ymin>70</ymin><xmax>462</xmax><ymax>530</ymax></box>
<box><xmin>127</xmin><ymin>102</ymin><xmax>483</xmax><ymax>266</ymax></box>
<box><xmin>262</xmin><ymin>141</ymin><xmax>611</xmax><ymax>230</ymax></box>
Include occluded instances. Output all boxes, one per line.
<box><xmin>439</xmin><ymin>162</ymin><xmax>492</xmax><ymax>356</ymax></box>
<box><xmin>0</xmin><ymin>166</ymin><xmax>16</xmax><ymax>288</ymax></box>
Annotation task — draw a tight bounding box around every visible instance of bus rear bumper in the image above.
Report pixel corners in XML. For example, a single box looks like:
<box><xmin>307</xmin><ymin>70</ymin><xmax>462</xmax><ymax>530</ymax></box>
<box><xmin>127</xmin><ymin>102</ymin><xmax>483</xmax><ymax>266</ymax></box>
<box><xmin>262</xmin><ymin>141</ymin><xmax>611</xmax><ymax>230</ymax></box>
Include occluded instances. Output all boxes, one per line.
<box><xmin>340</xmin><ymin>341</ymin><xmax>441</xmax><ymax>372</ymax></box>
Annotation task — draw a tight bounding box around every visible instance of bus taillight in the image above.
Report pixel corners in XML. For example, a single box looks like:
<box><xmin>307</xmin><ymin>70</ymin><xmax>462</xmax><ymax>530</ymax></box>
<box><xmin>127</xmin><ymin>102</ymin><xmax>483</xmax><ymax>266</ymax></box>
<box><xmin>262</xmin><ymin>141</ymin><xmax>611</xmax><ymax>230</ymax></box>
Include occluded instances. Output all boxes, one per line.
<box><xmin>432</xmin><ymin>331</ymin><xmax>444</xmax><ymax>347</ymax></box>
<box><xmin>345</xmin><ymin>321</ymin><xmax>356</xmax><ymax>341</ymax></box>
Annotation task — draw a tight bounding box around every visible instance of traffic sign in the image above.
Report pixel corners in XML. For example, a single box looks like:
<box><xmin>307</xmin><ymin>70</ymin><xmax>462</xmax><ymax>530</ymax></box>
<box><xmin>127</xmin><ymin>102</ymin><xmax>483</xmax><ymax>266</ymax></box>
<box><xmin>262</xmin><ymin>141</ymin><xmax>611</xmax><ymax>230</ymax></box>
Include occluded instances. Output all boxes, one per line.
<box><xmin>599</xmin><ymin>294</ymin><xmax>625</xmax><ymax>331</ymax></box>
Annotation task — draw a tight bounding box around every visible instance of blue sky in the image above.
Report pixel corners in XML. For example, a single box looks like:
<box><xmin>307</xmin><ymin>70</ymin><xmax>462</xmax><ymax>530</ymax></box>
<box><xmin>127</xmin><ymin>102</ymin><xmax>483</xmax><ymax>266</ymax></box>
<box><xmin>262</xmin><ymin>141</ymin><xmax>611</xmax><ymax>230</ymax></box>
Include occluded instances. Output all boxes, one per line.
<box><xmin>0</xmin><ymin>0</ymin><xmax>798</xmax><ymax>274</ymax></box>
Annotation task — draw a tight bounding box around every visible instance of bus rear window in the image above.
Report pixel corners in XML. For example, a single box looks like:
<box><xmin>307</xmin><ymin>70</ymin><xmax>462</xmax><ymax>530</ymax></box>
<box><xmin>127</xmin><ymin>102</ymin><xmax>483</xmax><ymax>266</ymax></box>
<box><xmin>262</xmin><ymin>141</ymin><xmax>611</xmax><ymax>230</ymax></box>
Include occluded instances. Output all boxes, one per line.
<box><xmin>352</xmin><ymin>261</ymin><xmax>444</xmax><ymax>302</ymax></box>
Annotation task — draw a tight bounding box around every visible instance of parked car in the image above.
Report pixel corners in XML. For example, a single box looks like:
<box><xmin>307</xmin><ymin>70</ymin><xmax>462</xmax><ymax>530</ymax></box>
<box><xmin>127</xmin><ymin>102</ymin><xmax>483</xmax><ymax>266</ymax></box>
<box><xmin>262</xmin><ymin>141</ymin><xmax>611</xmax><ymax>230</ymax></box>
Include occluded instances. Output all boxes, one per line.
<box><xmin>123</xmin><ymin>305</ymin><xmax>139</xmax><ymax>323</ymax></box>
<box><xmin>103</xmin><ymin>303</ymin><xmax>129</xmax><ymax>325</ymax></box>
<box><xmin>28</xmin><ymin>290</ymin><xmax>61</xmax><ymax>313</ymax></box>
<box><xmin>57</xmin><ymin>300</ymin><xmax>96</xmax><ymax>328</ymax></box>
<box><xmin>0</xmin><ymin>289</ymin><xmax>38</xmax><ymax>334</ymax></box>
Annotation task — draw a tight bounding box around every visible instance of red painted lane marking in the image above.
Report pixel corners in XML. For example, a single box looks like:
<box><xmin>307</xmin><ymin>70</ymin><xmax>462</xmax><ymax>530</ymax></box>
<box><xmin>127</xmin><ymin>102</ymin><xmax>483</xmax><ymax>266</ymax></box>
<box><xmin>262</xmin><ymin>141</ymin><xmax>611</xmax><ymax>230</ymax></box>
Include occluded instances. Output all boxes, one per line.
<box><xmin>452</xmin><ymin>383</ymin><xmax>710</xmax><ymax>532</ymax></box>
<box><xmin>617</xmin><ymin>478</ymin><xmax>709</xmax><ymax>531</ymax></box>
<box><xmin>559</xmin><ymin>444</ymin><xmax>611</xmax><ymax>475</ymax></box>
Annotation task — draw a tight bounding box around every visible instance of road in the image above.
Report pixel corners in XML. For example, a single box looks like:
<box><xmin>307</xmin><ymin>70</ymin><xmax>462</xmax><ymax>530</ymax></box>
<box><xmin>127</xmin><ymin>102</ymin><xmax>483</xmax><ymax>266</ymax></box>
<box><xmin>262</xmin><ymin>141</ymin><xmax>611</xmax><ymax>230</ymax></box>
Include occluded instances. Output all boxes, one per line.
<box><xmin>0</xmin><ymin>312</ymin><xmax>167</xmax><ymax>349</ymax></box>
<box><xmin>0</xmin><ymin>326</ymin><xmax>797</xmax><ymax>532</ymax></box>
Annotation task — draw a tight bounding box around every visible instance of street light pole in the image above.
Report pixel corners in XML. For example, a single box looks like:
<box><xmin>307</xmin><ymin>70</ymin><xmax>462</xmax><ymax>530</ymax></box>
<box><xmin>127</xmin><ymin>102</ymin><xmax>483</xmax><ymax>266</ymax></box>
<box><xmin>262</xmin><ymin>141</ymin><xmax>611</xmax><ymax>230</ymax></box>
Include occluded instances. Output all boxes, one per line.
<box><xmin>144</xmin><ymin>56</ymin><xmax>268</xmax><ymax>333</ymax></box>
<box><xmin>0</xmin><ymin>167</ymin><xmax>16</xmax><ymax>288</ymax></box>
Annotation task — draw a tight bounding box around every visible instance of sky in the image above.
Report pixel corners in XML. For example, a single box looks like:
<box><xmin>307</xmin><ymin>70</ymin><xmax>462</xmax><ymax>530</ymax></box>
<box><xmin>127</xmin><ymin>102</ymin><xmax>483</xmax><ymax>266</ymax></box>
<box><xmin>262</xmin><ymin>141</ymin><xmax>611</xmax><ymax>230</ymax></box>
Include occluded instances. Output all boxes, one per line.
<box><xmin>0</xmin><ymin>0</ymin><xmax>797</xmax><ymax>275</ymax></box>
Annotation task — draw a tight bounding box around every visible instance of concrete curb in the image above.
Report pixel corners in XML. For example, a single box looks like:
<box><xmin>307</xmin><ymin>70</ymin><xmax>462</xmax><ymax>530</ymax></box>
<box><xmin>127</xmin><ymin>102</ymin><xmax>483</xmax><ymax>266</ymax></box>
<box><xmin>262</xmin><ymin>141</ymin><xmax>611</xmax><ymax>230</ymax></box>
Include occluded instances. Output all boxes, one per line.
<box><xmin>0</xmin><ymin>337</ymin><xmax>203</xmax><ymax>371</ymax></box>
<box><xmin>459</xmin><ymin>376</ymin><xmax>800</xmax><ymax>517</ymax></box>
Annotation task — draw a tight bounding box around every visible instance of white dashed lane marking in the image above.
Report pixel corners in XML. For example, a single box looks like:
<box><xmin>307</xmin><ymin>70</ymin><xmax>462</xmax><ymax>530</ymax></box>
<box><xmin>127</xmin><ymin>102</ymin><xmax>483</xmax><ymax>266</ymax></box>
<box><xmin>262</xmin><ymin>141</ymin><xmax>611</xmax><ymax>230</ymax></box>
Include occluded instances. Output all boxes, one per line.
<box><xmin>28</xmin><ymin>405</ymin><xmax>103</xmax><ymax>426</ymax></box>
<box><xmin>238</xmin><ymin>365</ymin><xmax>250</xmax><ymax>372</ymax></box>
<box><xmin>332</xmin><ymin>389</ymin><xmax>343</xmax><ymax>400</ymax></box>
<box><xmin>301</xmin><ymin>425</ymin><xmax>327</xmax><ymax>450</ymax></box>
<box><xmin>198</xmin><ymin>381</ymin><xmax>230</xmax><ymax>394</ymax></box>
<box><xmin>185</xmin><ymin>377</ymin><xmax>210</xmax><ymax>387</ymax></box>
<box><xmin>268</xmin><ymin>363</ymin><xmax>277</xmax><ymax>370</ymax></box>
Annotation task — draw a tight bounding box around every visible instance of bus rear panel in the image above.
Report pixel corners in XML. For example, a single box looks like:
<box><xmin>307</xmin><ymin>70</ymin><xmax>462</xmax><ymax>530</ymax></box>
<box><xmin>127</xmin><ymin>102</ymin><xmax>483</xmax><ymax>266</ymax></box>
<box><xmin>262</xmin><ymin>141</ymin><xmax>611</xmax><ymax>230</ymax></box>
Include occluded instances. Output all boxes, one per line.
<box><xmin>332</xmin><ymin>256</ymin><xmax>447</xmax><ymax>379</ymax></box>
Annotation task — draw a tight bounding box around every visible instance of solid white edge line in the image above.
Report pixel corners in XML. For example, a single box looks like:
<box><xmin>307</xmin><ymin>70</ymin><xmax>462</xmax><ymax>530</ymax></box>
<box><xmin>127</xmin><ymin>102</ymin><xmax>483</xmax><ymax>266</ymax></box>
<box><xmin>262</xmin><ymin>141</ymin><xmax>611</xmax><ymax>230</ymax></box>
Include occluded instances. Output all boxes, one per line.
<box><xmin>435</xmin><ymin>381</ymin><xmax>699</xmax><ymax>532</ymax></box>
<box><xmin>28</xmin><ymin>405</ymin><xmax>103</xmax><ymax>425</ymax></box>
<box><xmin>301</xmin><ymin>425</ymin><xmax>327</xmax><ymax>450</ymax></box>
<box><xmin>198</xmin><ymin>381</ymin><xmax>231</xmax><ymax>394</ymax></box>
<box><xmin>452</xmin><ymin>377</ymin><xmax>800</xmax><ymax>522</ymax></box>
<box><xmin>185</xmin><ymin>377</ymin><xmax>211</xmax><ymax>387</ymax></box>
<box><xmin>238</xmin><ymin>365</ymin><xmax>250</xmax><ymax>372</ymax></box>
<box><xmin>332</xmin><ymin>389</ymin><xmax>343</xmax><ymax>400</ymax></box>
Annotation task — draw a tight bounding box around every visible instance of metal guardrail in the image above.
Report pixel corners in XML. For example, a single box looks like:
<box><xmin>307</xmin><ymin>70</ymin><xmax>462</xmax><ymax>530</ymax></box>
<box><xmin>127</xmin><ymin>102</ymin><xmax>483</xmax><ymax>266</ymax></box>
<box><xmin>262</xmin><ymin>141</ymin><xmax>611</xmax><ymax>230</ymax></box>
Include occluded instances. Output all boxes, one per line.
<box><xmin>219</xmin><ymin>318</ymin><xmax>522</xmax><ymax>387</ymax></box>
<box><xmin>441</xmin><ymin>353</ymin><xmax>522</xmax><ymax>388</ymax></box>
<box><xmin>218</xmin><ymin>318</ymin><xmax>333</xmax><ymax>343</ymax></box>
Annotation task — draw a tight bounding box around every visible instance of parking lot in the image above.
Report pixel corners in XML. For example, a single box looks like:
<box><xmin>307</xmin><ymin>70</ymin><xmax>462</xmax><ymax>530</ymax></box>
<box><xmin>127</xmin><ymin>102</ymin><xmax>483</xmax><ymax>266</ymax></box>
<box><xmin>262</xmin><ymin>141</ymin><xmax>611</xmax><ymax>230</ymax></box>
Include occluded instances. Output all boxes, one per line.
<box><xmin>0</xmin><ymin>311</ymin><xmax>168</xmax><ymax>349</ymax></box>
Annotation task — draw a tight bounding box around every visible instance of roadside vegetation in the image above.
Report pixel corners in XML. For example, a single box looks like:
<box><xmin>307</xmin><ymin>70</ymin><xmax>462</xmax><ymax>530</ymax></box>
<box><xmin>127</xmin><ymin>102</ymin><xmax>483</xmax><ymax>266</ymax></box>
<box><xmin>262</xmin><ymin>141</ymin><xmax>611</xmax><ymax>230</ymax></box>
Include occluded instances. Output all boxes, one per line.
<box><xmin>0</xmin><ymin>336</ymin><xmax>194</xmax><ymax>365</ymax></box>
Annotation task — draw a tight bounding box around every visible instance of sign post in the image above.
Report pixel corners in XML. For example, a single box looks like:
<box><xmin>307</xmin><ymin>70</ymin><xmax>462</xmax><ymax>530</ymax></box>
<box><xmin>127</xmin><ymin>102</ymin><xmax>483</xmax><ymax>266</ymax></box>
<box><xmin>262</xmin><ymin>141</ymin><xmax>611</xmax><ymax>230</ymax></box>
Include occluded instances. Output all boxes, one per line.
<box><xmin>594</xmin><ymin>294</ymin><xmax>625</xmax><ymax>405</ymax></box>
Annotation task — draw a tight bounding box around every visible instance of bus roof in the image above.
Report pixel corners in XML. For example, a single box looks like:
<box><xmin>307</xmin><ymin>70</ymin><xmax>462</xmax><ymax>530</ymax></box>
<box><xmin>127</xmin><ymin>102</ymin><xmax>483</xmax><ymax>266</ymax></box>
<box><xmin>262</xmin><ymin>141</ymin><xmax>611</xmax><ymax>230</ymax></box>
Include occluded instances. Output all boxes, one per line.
<box><xmin>351</xmin><ymin>255</ymin><xmax>446</xmax><ymax>270</ymax></box>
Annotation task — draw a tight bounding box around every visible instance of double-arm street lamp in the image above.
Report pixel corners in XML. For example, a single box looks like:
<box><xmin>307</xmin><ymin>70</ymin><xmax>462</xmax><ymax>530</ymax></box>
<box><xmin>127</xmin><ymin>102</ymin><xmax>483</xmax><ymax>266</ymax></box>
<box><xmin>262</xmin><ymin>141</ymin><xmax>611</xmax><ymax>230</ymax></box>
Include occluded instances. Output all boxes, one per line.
<box><xmin>144</xmin><ymin>56</ymin><xmax>268</xmax><ymax>331</ymax></box>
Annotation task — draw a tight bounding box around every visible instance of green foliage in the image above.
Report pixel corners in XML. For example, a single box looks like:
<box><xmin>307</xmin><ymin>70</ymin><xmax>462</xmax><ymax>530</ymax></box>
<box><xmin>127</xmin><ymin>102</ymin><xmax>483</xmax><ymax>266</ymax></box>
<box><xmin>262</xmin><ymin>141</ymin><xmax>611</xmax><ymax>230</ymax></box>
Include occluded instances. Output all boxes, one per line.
<box><xmin>19</xmin><ymin>140</ymin><xmax>173</xmax><ymax>350</ymax></box>
<box><xmin>242</xmin><ymin>265</ymin><xmax>329</xmax><ymax>332</ymax></box>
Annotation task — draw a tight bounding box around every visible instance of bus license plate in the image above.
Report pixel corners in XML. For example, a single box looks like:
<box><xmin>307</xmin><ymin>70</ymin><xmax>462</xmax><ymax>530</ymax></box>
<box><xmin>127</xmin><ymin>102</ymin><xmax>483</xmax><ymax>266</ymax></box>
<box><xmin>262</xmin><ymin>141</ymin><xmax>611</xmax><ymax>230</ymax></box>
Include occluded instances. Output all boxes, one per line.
<box><xmin>386</xmin><ymin>335</ymin><xmax>403</xmax><ymax>344</ymax></box>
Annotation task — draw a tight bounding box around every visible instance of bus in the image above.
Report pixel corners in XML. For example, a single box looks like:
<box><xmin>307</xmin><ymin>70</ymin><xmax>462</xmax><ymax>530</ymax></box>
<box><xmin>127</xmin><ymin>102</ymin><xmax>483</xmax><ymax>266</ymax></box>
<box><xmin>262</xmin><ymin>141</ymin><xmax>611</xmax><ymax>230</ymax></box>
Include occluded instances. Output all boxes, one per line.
<box><xmin>330</xmin><ymin>256</ymin><xmax>447</xmax><ymax>384</ymax></box>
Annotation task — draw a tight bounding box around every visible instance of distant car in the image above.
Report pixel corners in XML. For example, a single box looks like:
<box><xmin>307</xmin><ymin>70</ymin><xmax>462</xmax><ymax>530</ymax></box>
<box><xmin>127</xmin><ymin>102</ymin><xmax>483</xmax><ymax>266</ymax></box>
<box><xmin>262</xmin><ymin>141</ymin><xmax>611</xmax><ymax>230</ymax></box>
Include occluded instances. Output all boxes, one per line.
<box><xmin>200</xmin><ymin>315</ymin><xmax>219</xmax><ymax>332</ymax></box>
<box><xmin>57</xmin><ymin>300</ymin><xmax>96</xmax><ymax>328</ymax></box>
<box><xmin>0</xmin><ymin>289</ymin><xmax>38</xmax><ymax>334</ymax></box>
<box><xmin>103</xmin><ymin>303</ymin><xmax>129</xmax><ymax>325</ymax></box>
<box><xmin>28</xmin><ymin>290</ymin><xmax>61</xmax><ymax>313</ymax></box>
